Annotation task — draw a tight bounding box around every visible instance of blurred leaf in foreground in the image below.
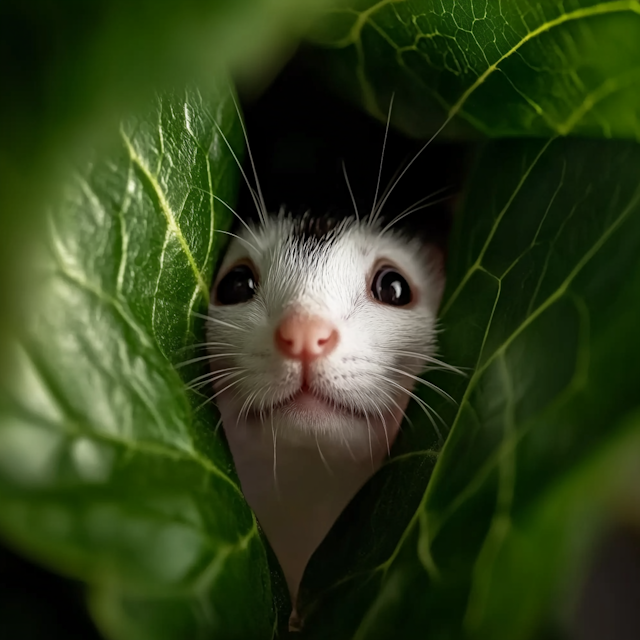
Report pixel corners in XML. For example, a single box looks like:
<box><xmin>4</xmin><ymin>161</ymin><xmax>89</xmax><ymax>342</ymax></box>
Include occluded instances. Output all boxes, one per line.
<box><xmin>0</xmin><ymin>0</ymin><xmax>339</xmax><ymax>364</ymax></box>
<box><xmin>0</xmin><ymin>85</ymin><xmax>277</xmax><ymax>640</ymax></box>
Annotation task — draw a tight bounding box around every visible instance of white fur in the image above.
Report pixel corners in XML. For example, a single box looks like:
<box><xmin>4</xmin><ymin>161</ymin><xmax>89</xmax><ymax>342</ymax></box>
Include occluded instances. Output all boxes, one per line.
<box><xmin>206</xmin><ymin>214</ymin><xmax>444</xmax><ymax>606</ymax></box>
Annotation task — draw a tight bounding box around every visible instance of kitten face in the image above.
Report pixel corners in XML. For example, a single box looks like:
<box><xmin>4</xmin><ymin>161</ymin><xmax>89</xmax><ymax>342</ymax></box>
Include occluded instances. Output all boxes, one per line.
<box><xmin>206</xmin><ymin>214</ymin><xmax>445</xmax><ymax>457</ymax></box>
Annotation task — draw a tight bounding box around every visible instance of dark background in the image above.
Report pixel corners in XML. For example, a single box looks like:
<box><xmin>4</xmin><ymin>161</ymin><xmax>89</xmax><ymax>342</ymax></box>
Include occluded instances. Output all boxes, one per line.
<box><xmin>235</xmin><ymin>47</ymin><xmax>468</xmax><ymax>249</ymax></box>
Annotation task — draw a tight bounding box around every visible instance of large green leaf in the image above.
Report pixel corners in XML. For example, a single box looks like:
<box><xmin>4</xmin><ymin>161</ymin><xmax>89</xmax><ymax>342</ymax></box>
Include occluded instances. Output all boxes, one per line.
<box><xmin>310</xmin><ymin>0</ymin><xmax>640</xmax><ymax>139</ymax></box>
<box><xmin>298</xmin><ymin>136</ymin><xmax>640</xmax><ymax>638</ymax></box>
<box><xmin>0</xmin><ymin>86</ymin><xmax>278</xmax><ymax>640</ymax></box>
<box><xmin>0</xmin><ymin>0</ymin><xmax>337</xmax><ymax>364</ymax></box>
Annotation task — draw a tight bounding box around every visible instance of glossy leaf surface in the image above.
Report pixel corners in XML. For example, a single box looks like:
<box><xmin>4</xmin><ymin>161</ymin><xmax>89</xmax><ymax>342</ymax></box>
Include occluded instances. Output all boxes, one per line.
<box><xmin>310</xmin><ymin>0</ymin><xmax>640</xmax><ymax>138</ymax></box>
<box><xmin>299</xmin><ymin>136</ymin><xmax>640</xmax><ymax>639</ymax></box>
<box><xmin>0</xmin><ymin>86</ymin><xmax>277</xmax><ymax>640</ymax></box>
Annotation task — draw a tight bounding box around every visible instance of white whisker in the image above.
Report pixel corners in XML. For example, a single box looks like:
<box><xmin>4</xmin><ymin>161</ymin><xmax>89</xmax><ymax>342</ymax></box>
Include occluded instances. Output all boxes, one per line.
<box><xmin>315</xmin><ymin>431</ymin><xmax>332</xmax><ymax>475</ymax></box>
<box><xmin>380</xmin><ymin>190</ymin><xmax>453</xmax><ymax>234</ymax></box>
<box><xmin>174</xmin><ymin>341</ymin><xmax>235</xmax><ymax>354</ymax></box>
<box><xmin>212</xmin><ymin>375</ymin><xmax>248</xmax><ymax>399</ymax></box>
<box><xmin>229</xmin><ymin>90</ymin><xmax>269</xmax><ymax>225</ymax></box>
<box><xmin>369</xmin><ymin>93</ymin><xmax>395</xmax><ymax>224</ymax></box>
<box><xmin>175</xmin><ymin>353</ymin><xmax>244</xmax><ymax>368</ymax></box>
<box><xmin>192</xmin><ymin>312</ymin><xmax>248</xmax><ymax>333</ymax></box>
<box><xmin>381</xmin><ymin>364</ymin><xmax>456</xmax><ymax>404</ymax></box>
<box><xmin>214</xmin><ymin>228</ymin><xmax>259</xmax><ymax>255</ymax></box>
<box><xmin>211</xmin><ymin>102</ymin><xmax>266</xmax><ymax>225</ymax></box>
<box><xmin>340</xmin><ymin>407</ymin><xmax>358</xmax><ymax>461</ymax></box>
<box><xmin>370</xmin><ymin>372</ymin><xmax>445</xmax><ymax>442</ymax></box>
<box><xmin>374</xmin><ymin>156</ymin><xmax>408</xmax><ymax>222</ymax></box>
<box><xmin>372</xmin><ymin>403</ymin><xmax>391</xmax><ymax>457</ymax></box>
<box><xmin>187</xmin><ymin>368</ymin><xmax>244</xmax><ymax>392</ymax></box>
<box><xmin>236</xmin><ymin>392</ymin><xmax>254</xmax><ymax>426</ymax></box>
<box><xmin>270</xmin><ymin>410</ymin><xmax>280</xmax><ymax>495</ymax></box>
<box><xmin>371</xmin><ymin>108</ymin><xmax>456</xmax><ymax>223</ymax></box>
<box><xmin>194</xmin><ymin>375</ymin><xmax>248</xmax><ymax>411</ymax></box>
<box><xmin>379</xmin><ymin>349</ymin><xmax>467</xmax><ymax>376</ymax></box>
<box><xmin>191</xmin><ymin>186</ymin><xmax>261</xmax><ymax>249</ymax></box>
<box><xmin>342</xmin><ymin>160</ymin><xmax>360</xmax><ymax>222</ymax></box>
<box><xmin>377</xmin><ymin>387</ymin><xmax>414</xmax><ymax>431</ymax></box>
<box><xmin>210</xmin><ymin>194</ymin><xmax>260</xmax><ymax>248</ymax></box>
<box><xmin>364</xmin><ymin>412</ymin><xmax>374</xmax><ymax>469</ymax></box>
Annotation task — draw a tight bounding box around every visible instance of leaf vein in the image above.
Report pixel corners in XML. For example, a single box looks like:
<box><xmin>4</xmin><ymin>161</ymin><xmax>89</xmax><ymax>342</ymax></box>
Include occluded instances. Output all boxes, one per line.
<box><xmin>120</xmin><ymin>128</ymin><xmax>209</xmax><ymax>300</ymax></box>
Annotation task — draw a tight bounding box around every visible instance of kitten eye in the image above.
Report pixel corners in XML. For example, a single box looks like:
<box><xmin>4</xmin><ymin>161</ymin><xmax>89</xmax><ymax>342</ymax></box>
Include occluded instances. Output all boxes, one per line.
<box><xmin>215</xmin><ymin>264</ymin><xmax>257</xmax><ymax>305</ymax></box>
<box><xmin>371</xmin><ymin>267</ymin><xmax>412</xmax><ymax>306</ymax></box>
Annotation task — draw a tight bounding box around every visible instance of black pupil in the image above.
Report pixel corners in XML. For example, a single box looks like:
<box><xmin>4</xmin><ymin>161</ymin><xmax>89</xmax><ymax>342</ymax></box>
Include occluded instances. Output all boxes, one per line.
<box><xmin>216</xmin><ymin>265</ymin><xmax>256</xmax><ymax>305</ymax></box>
<box><xmin>372</xmin><ymin>268</ymin><xmax>412</xmax><ymax>306</ymax></box>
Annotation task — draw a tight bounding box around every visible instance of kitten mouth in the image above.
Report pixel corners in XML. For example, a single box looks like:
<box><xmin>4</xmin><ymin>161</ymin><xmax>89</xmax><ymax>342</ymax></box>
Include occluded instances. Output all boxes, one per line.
<box><xmin>254</xmin><ymin>387</ymin><xmax>368</xmax><ymax>421</ymax></box>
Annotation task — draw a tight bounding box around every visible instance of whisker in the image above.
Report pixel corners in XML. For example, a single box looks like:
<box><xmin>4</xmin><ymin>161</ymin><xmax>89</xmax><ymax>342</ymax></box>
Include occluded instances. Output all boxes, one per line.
<box><xmin>381</xmin><ymin>364</ymin><xmax>457</xmax><ymax>404</ymax></box>
<box><xmin>339</xmin><ymin>407</ymin><xmax>358</xmax><ymax>461</ymax></box>
<box><xmin>342</xmin><ymin>160</ymin><xmax>360</xmax><ymax>222</ymax></box>
<box><xmin>364</xmin><ymin>412</ymin><xmax>374</xmax><ymax>469</ymax></box>
<box><xmin>173</xmin><ymin>341</ymin><xmax>235</xmax><ymax>354</ymax></box>
<box><xmin>370</xmin><ymin>372</ymin><xmax>445</xmax><ymax>442</ymax></box>
<box><xmin>185</xmin><ymin>367</ymin><xmax>241</xmax><ymax>390</ymax></box>
<box><xmin>211</xmin><ymin>193</ymin><xmax>260</xmax><ymax>248</ymax></box>
<box><xmin>373</xmin><ymin>155</ymin><xmax>409</xmax><ymax>223</ymax></box>
<box><xmin>236</xmin><ymin>393</ymin><xmax>253</xmax><ymax>426</ymax></box>
<box><xmin>194</xmin><ymin>375</ymin><xmax>248</xmax><ymax>412</ymax></box>
<box><xmin>191</xmin><ymin>186</ymin><xmax>261</xmax><ymax>249</ymax></box>
<box><xmin>237</xmin><ymin>387</ymin><xmax>261</xmax><ymax>424</ymax></box>
<box><xmin>372</xmin><ymin>403</ymin><xmax>391</xmax><ymax>457</ymax></box>
<box><xmin>189</xmin><ymin>376</ymin><xmax>234</xmax><ymax>394</ymax></box>
<box><xmin>270</xmin><ymin>411</ymin><xmax>280</xmax><ymax>495</ymax></box>
<box><xmin>379</xmin><ymin>349</ymin><xmax>467</xmax><ymax>376</ymax></box>
<box><xmin>215</xmin><ymin>227</ymin><xmax>259</xmax><ymax>255</ymax></box>
<box><xmin>315</xmin><ymin>431</ymin><xmax>333</xmax><ymax>475</ymax></box>
<box><xmin>187</xmin><ymin>365</ymin><xmax>243</xmax><ymax>384</ymax></box>
<box><xmin>369</xmin><ymin>92</ymin><xmax>395</xmax><ymax>224</ymax></box>
<box><xmin>377</xmin><ymin>387</ymin><xmax>414</xmax><ymax>431</ymax></box>
<box><xmin>189</xmin><ymin>373</ymin><xmax>244</xmax><ymax>396</ymax></box>
<box><xmin>371</xmin><ymin>109</ymin><xmax>456</xmax><ymax>223</ymax></box>
<box><xmin>192</xmin><ymin>312</ymin><xmax>248</xmax><ymax>333</ymax></box>
<box><xmin>229</xmin><ymin>90</ymin><xmax>269</xmax><ymax>225</ymax></box>
<box><xmin>213</xmin><ymin>367</ymin><xmax>249</xmax><ymax>390</ymax></box>
<box><xmin>175</xmin><ymin>353</ymin><xmax>243</xmax><ymax>369</ymax></box>
<box><xmin>211</xmin><ymin>114</ymin><xmax>265</xmax><ymax>225</ymax></box>
<box><xmin>386</xmin><ymin>184</ymin><xmax>451</xmax><ymax>223</ymax></box>
<box><xmin>187</xmin><ymin>368</ymin><xmax>244</xmax><ymax>392</ymax></box>
<box><xmin>380</xmin><ymin>191</ymin><xmax>453</xmax><ymax>235</ymax></box>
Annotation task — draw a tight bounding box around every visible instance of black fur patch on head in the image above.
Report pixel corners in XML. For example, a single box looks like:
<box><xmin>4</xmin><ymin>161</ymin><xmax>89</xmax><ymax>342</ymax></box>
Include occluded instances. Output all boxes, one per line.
<box><xmin>292</xmin><ymin>209</ymin><xmax>349</xmax><ymax>242</ymax></box>
<box><xmin>240</xmin><ymin>202</ymin><xmax>452</xmax><ymax>253</ymax></box>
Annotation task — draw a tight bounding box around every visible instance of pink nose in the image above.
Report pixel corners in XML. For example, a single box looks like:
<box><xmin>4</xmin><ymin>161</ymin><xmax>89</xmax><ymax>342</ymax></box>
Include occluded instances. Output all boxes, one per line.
<box><xmin>275</xmin><ymin>315</ymin><xmax>339</xmax><ymax>361</ymax></box>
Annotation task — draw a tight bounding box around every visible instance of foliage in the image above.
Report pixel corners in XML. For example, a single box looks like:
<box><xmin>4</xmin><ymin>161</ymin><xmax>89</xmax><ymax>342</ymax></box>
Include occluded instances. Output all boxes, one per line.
<box><xmin>0</xmin><ymin>86</ymin><xmax>279</xmax><ymax>639</ymax></box>
<box><xmin>1</xmin><ymin>1</ymin><xmax>640</xmax><ymax>638</ymax></box>
<box><xmin>310</xmin><ymin>0</ymin><xmax>640</xmax><ymax>139</ymax></box>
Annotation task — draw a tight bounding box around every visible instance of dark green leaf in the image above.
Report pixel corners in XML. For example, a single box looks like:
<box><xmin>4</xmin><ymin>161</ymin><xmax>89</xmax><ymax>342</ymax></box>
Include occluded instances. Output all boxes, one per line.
<box><xmin>310</xmin><ymin>0</ymin><xmax>640</xmax><ymax>138</ymax></box>
<box><xmin>300</xmin><ymin>137</ymin><xmax>640</xmax><ymax>639</ymax></box>
<box><xmin>0</xmin><ymin>0</ymin><xmax>336</xmax><ymax>362</ymax></box>
<box><xmin>0</xmin><ymin>86</ymin><xmax>276</xmax><ymax>640</ymax></box>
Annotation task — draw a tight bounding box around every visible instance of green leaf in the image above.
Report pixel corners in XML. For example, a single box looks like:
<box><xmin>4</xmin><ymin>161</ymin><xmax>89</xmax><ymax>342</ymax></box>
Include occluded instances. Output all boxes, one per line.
<box><xmin>299</xmin><ymin>136</ymin><xmax>640</xmax><ymax>639</ymax></box>
<box><xmin>310</xmin><ymin>0</ymin><xmax>640</xmax><ymax>139</ymax></box>
<box><xmin>0</xmin><ymin>85</ymin><xmax>277</xmax><ymax>639</ymax></box>
<box><xmin>0</xmin><ymin>0</ymin><xmax>337</xmax><ymax>359</ymax></box>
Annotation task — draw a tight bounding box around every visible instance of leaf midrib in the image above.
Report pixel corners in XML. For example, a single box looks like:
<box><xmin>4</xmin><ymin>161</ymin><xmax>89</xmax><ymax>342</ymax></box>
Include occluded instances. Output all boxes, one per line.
<box><xmin>322</xmin><ymin>0</ymin><xmax>640</xmax><ymax>135</ymax></box>
<box><xmin>120</xmin><ymin>129</ymin><xmax>210</xmax><ymax>300</ymax></box>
